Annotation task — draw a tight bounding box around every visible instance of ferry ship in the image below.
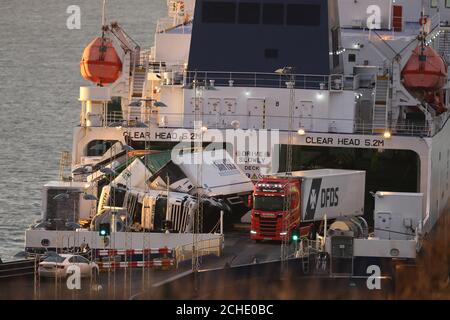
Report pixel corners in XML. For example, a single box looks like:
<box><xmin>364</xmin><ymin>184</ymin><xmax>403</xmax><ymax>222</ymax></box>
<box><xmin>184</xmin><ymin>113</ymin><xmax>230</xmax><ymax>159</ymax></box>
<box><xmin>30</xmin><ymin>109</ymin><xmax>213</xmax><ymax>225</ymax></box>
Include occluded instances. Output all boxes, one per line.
<box><xmin>20</xmin><ymin>0</ymin><xmax>450</xmax><ymax>298</ymax></box>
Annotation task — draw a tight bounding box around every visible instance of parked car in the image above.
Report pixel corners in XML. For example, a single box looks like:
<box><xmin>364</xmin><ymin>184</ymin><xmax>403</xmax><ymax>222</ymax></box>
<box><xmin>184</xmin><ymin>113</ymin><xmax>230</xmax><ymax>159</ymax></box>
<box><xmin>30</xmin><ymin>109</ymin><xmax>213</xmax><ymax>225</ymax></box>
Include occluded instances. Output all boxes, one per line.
<box><xmin>38</xmin><ymin>254</ymin><xmax>99</xmax><ymax>278</ymax></box>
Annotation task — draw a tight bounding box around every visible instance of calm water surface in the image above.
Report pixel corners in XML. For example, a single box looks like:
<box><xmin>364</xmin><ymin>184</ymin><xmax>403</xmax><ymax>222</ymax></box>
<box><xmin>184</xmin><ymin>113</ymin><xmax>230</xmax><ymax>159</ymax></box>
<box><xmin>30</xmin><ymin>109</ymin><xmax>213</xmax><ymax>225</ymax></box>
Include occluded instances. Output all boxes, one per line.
<box><xmin>0</xmin><ymin>0</ymin><xmax>165</xmax><ymax>261</ymax></box>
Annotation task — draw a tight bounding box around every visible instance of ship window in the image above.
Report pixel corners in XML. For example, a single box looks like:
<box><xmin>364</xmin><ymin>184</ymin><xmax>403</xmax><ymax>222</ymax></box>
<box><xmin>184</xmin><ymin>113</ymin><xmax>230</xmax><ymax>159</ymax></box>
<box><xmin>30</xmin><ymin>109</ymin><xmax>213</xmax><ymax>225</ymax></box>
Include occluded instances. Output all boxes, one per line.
<box><xmin>262</xmin><ymin>3</ymin><xmax>284</xmax><ymax>25</ymax></box>
<box><xmin>154</xmin><ymin>197</ymin><xmax>168</xmax><ymax>231</ymax></box>
<box><xmin>107</xmin><ymin>187</ymin><xmax>126</xmax><ymax>207</ymax></box>
<box><xmin>265</xmin><ymin>48</ymin><xmax>278</xmax><ymax>58</ymax></box>
<box><xmin>286</xmin><ymin>4</ymin><xmax>321</xmax><ymax>26</ymax></box>
<box><xmin>238</xmin><ymin>2</ymin><xmax>260</xmax><ymax>24</ymax></box>
<box><xmin>446</xmin><ymin>0</ymin><xmax>450</xmax><ymax>8</ymax></box>
<box><xmin>431</xmin><ymin>0</ymin><xmax>438</xmax><ymax>8</ymax></box>
<box><xmin>202</xmin><ymin>1</ymin><xmax>236</xmax><ymax>24</ymax></box>
<box><xmin>254</xmin><ymin>195</ymin><xmax>285</xmax><ymax>211</ymax></box>
<box><xmin>86</xmin><ymin>140</ymin><xmax>118</xmax><ymax>157</ymax></box>
<box><xmin>348</xmin><ymin>54</ymin><xmax>356</xmax><ymax>62</ymax></box>
<box><xmin>46</xmin><ymin>189</ymin><xmax>79</xmax><ymax>224</ymax></box>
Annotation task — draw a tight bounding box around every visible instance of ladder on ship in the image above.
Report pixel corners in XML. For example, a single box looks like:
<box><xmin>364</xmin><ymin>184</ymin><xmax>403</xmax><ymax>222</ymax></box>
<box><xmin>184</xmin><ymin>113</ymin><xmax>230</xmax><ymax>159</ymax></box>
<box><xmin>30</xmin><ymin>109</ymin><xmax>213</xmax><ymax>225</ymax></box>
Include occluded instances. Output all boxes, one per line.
<box><xmin>128</xmin><ymin>53</ymin><xmax>151</xmax><ymax>123</ymax></box>
<box><xmin>132</xmin><ymin>68</ymin><xmax>147</xmax><ymax>98</ymax></box>
<box><xmin>295</xmin><ymin>238</ymin><xmax>311</xmax><ymax>274</ymax></box>
<box><xmin>372</xmin><ymin>75</ymin><xmax>390</xmax><ymax>134</ymax></box>
<box><xmin>438</xmin><ymin>28</ymin><xmax>450</xmax><ymax>64</ymax></box>
<box><xmin>301</xmin><ymin>238</ymin><xmax>310</xmax><ymax>274</ymax></box>
<box><xmin>58</xmin><ymin>151</ymin><xmax>71</xmax><ymax>182</ymax></box>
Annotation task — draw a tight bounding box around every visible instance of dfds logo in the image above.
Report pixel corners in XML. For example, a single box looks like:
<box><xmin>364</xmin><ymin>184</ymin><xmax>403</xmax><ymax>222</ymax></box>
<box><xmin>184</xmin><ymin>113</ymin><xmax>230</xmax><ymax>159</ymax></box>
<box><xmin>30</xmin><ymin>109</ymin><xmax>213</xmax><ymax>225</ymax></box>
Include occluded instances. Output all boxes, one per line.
<box><xmin>320</xmin><ymin>187</ymin><xmax>339</xmax><ymax>208</ymax></box>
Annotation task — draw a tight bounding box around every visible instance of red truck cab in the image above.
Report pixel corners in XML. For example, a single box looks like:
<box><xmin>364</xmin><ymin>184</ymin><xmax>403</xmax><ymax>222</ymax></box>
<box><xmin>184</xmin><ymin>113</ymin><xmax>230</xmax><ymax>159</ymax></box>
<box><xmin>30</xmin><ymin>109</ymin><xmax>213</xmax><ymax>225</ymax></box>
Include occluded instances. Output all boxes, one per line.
<box><xmin>250</xmin><ymin>177</ymin><xmax>303</xmax><ymax>241</ymax></box>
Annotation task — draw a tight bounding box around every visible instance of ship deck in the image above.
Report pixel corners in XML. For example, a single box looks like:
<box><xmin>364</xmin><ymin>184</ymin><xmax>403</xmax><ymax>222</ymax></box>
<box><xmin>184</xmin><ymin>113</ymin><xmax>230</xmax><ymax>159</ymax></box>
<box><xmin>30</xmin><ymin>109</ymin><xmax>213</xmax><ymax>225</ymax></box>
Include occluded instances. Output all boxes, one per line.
<box><xmin>341</xmin><ymin>22</ymin><xmax>427</xmax><ymax>39</ymax></box>
<box><xmin>0</xmin><ymin>230</ymin><xmax>282</xmax><ymax>300</ymax></box>
<box><xmin>1</xmin><ymin>209</ymin><xmax>449</xmax><ymax>300</ymax></box>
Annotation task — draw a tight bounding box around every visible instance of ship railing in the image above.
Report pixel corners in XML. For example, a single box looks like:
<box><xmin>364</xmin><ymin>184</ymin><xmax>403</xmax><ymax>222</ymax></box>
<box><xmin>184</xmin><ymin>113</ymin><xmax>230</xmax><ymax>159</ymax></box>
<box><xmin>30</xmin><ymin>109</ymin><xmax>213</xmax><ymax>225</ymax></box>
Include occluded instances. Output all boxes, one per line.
<box><xmin>354</xmin><ymin>121</ymin><xmax>431</xmax><ymax>137</ymax></box>
<box><xmin>294</xmin><ymin>238</ymin><xmax>323</xmax><ymax>259</ymax></box>
<box><xmin>178</xmin><ymin>71</ymin><xmax>347</xmax><ymax>91</ymax></box>
<box><xmin>152</xmin><ymin>112</ymin><xmax>430</xmax><ymax>138</ymax></box>
<box><xmin>344</xmin><ymin>74</ymin><xmax>361</xmax><ymax>91</ymax></box>
<box><xmin>156</xmin><ymin>16</ymin><xmax>192</xmax><ymax>34</ymax></box>
<box><xmin>154</xmin><ymin>69</ymin><xmax>363</xmax><ymax>90</ymax></box>
<box><xmin>173</xmin><ymin>235</ymin><xmax>224</xmax><ymax>267</ymax></box>
<box><xmin>366</xmin><ymin>12</ymin><xmax>441</xmax><ymax>40</ymax></box>
<box><xmin>138</xmin><ymin>49</ymin><xmax>154</xmax><ymax>66</ymax></box>
<box><xmin>167</xmin><ymin>0</ymin><xmax>195</xmax><ymax>21</ymax></box>
<box><xmin>103</xmin><ymin>110</ymin><xmax>431</xmax><ymax>138</ymax></box>
<box><xmin>105</xmin><ymin>111</ymin><xmax>125</xmax><ymax>126</ymax></box>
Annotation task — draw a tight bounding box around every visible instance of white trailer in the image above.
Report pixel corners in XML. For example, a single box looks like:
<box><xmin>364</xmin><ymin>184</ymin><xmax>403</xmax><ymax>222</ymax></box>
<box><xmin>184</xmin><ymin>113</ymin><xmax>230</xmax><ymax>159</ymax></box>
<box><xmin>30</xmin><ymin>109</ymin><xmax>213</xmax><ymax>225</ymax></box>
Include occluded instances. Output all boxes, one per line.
<box><xmin>152</xmin><ymin>149</ymin><xmax>254</xmax><ymax>197</ymax></box>
<box><xmin>287</xmin><ymin>169</ymin><xmax>366</xmax><ymax>222</ymax></box>
<box><xmin>111</xmin><ymin>158</ymin><xmax>151</xmax><ymax>191</ymax></box>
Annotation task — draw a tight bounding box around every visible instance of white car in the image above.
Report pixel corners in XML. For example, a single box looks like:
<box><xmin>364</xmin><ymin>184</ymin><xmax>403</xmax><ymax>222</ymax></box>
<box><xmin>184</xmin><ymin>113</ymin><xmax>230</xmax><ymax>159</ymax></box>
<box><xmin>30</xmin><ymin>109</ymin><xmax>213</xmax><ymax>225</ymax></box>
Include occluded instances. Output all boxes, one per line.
<box><xmin>38</xmin><ymin>254</ymin><xmax>99</xmax><ymax>278</ymax></box>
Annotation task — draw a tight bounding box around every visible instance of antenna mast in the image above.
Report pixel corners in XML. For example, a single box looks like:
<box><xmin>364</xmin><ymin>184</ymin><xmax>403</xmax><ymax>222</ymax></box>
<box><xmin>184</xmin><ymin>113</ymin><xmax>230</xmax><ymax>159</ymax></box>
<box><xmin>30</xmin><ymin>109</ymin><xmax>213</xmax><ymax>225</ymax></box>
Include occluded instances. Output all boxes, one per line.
<box><xmin>102</xmin><ymin>0</ymin><xmax>107</xmax><ymax>27</ymax></box>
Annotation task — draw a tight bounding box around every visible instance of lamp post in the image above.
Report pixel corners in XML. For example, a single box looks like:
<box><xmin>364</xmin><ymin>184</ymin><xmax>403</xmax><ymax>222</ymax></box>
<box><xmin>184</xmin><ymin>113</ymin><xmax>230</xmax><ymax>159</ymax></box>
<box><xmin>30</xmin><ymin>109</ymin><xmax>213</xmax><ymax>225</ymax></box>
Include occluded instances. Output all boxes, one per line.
<box><xmin>275</xmin><ymin>66</ymin><xmax>296</xmax><ymax>276</ymax></box>
<box><xmin>183</xmin><ymin>72</ymin><xmax>217</xmax><ymax>292</ymax></box>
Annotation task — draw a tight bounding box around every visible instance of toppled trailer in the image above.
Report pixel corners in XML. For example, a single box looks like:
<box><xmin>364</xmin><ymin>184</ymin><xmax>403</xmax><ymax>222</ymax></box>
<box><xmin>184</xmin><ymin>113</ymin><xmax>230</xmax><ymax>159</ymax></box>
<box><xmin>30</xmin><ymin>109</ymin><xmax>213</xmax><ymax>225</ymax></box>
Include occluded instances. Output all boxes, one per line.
<box><xmin>25</xmin><ymin>148</ymin><xmax>252</xmax><ymax>258</ymax></box>
<box><xmin>96</xmin><ymin>186</ymin><xmax>229</xmax><ymax>233</ymax></box>
<box><xmin>148</xmin><ymin>149</ymin><xmax>254</xmax><ymax>221</ymax></box>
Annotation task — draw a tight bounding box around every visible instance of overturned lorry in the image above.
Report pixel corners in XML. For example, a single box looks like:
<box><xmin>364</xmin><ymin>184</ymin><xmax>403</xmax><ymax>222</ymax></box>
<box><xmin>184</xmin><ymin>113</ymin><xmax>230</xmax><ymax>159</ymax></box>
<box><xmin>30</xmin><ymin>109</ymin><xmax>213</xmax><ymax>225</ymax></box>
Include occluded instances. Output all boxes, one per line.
<box><xmin>34</xmin><ymin>147</ymin><xmax>253</xmax><ymax>235</ymax></box>
<box><xmin>95</xmin><ymin>149</ymin><xmax>254</xmax><ymax>233</ymax></box>
<box><xmin>95</xmin><ymin>186</ymin><xmax>229</xmax><ymax>233</ymax></box>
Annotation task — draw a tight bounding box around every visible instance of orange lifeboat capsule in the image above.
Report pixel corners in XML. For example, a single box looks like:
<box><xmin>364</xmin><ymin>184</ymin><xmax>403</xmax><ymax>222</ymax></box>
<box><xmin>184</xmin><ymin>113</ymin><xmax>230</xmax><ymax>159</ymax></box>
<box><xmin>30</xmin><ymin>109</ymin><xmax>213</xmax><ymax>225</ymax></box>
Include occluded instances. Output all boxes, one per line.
<box><xmin>402</xmin><ymin>45</ymin><xmax>447</xmax><ymax>91</ymax></box>
<box><xmin>80</xmin><ymin>37</ymin><xmax>122</xmax><ymax>85</ymax></box>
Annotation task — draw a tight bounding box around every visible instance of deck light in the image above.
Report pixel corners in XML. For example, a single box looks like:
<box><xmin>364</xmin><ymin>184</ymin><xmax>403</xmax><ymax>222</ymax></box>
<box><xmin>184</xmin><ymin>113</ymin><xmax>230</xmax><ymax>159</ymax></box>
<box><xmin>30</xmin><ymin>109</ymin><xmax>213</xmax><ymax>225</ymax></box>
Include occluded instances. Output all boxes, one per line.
<box><xmin>383</xmin><ymin>131</ymin><xmax>392</xmax><ymax>139</ymax></box>
<box><xmin>298</xmin><ymin>128</ymin><xmax>306</xmax><ymax>136</ymax></box>
<box><xmin>99</xmin><ymin>223</ymin><xmax>110</xmax><ymax>237</ymax></box>
<box><xmin>201</xmin><ymin>126</ymin><xmax>208</xmax><ymax>132</ymax></box>
<box><xmin>291</xmin><ymin>230</ymin><xmax>300</xmax><ymax>242</ymax></box>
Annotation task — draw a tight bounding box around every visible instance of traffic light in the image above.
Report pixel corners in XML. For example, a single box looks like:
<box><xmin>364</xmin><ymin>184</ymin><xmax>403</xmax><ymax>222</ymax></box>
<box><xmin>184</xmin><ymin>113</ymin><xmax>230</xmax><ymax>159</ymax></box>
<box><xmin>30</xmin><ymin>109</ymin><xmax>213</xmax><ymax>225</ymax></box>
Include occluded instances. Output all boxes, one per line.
<box><xmin>99</xmin><ymin>223</ymin><xmax>110</xmax><ymax>237</ymax></box>
<box><xmin>291</xmin><ymin>229</ymin><xmax>300</xmax><ymax>242</ymax></box>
